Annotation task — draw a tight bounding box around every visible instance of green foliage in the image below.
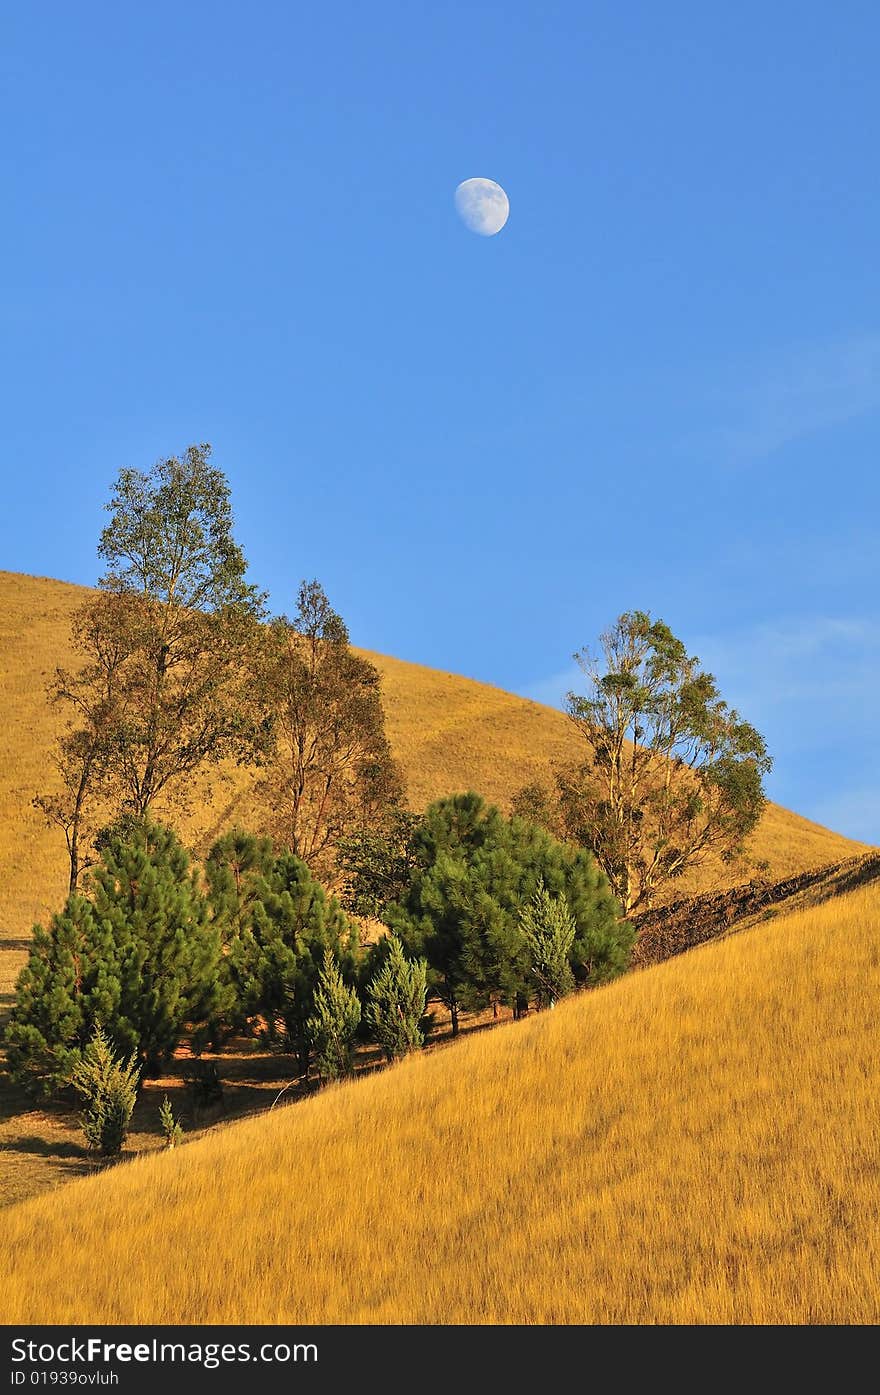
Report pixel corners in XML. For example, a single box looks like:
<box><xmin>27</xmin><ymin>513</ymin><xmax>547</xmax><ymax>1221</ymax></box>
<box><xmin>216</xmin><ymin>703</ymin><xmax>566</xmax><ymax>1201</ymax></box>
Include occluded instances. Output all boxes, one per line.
<box><xmin>338</xmin><ymin>808</ymin><xmax>423</xmax><ymax>919</ymax></box>
<box><xmin>8</xmin><ymin>820</ymin><xmax>225</xmax><ymax>1092</ymax></box>
<box><xmin>70</xmin><ymin>1025</ymin><xmax>140</xmax><ymax>1156</ymax></box>
<box><xmin>87</xmin><ymin>820</ymin><xmax>224</xmax><ymax>1072</ymax></box>
<box><xmin>4</xmin><ymin>897</ymin><xmax>121</xmax><ymax>1097</ymax></box>
<box><xmin>205</xmin><ymin>828</ymin><xmax>275</xmax><ymax>935</ymax></box>
<box><xmin>98</xmin><ymin>443</ymin><xmax>259</xmax><ymax>614</ymax></box>
<box><xmin>213</xmin><ymin>844</ymin><xmax>360</xmax><ymax>1071</ymax></box>
<box><xmin>562</xmin><ymin>610</ymin><xmax>772</xmax><ymax>912</ymax></box>
<box><xmin>202</xmin><ymin>828</ymin><xmax>276</xmax><ymax>1045</ymax></box>
<box><xmin>389</xmin><ymin>793</ymin><xmax>631</xmax><ymax>1031</ymax></box>
<box><xmin>306</xmin><ymin>949</ymin><xmax>362</xmax><ymax>1083</ymax></box>
<box><xmin>518</xmin><ymin>886</ymin><xmax>576</xmax><ymax>1008</ymax></box>
<box><xmin>365</xmin><ymin>935</ymin><xmax>428</xmax><ymax>1060</ymax></box>
<box><xmin>510</xmin><ymin>782</ymin><xmax>564</xmax><ymax>839</ymax></box>
<box><xmin>158</xmin><ymin>1095</ymin><xmax>184</xmax><ymax>1148</ymax></box>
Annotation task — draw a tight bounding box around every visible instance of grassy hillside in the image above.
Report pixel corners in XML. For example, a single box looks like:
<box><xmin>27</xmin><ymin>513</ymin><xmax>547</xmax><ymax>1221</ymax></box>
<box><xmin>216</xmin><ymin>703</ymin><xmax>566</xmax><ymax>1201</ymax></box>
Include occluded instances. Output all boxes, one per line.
<box><xmin>5</xmin><ymin>882</ymin><xmax>880</xmax><ymax>1324</ymax></box>
<box><xmin>0</xmin><ymin>569</ymin><xmax>870</xmax><ymax>950</ymax></box>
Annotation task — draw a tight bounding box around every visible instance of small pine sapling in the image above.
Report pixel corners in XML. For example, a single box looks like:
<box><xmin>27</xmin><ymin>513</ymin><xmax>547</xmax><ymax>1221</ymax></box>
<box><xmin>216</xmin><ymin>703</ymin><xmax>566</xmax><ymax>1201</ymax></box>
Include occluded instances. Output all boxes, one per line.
<box><xmin>518</xmin><ymin>885</ymin><xmax>577</xmax><ymax>1009</ymax></box>
<box><xmin>158</xmin><ymin>1095</ymin><xmax>184</xmax><ymax>1148</ymax></box>
<box><xmin>70</xmin><ymin>1024</ymin><xmax>140</xmax><ymax>1157</ymax></box>
<box><xmin>365</xmin><ymin>935</ymin><xmax>428</xmax><ymax>1061</ymax></box>
<box><xmin>306</xmin><ymin>949</ymin><xmax>361</xmax><ymax>1083</ymax></box>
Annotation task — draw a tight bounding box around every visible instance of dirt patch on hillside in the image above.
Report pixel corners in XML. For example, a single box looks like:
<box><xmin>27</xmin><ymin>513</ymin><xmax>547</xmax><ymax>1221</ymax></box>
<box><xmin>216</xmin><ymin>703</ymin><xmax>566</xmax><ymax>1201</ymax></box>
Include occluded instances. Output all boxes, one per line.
<box><xmin>632</xmin><ymin>852</ymin><xmax>880</xmax><ymax>968</ymax></box>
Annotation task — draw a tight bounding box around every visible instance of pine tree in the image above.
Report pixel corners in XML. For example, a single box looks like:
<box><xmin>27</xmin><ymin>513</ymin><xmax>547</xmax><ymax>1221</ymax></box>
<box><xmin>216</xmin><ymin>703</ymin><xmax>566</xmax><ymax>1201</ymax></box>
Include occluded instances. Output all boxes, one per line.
<box><xmin>158</xmin><ymin>1095</ymin><xmax>184</xmax><ymax>1148</ymax></box>
<box><xmin>306</xmin><ymin>949</ymin><xmax>362</xmax><ymax>1083</ymax></box>
<box><xmin>70</xmin><ymin>1024</ymin><xmax>140</xmax><ymax>1156</ymax></box>
<box><xmin>204</xmin><ymin>828</ymin><xmax>276</xmax><ymax>1041</ymax></box>
<box><xmin>205</xmin><ymin>828</ymin><xmax>276</xmax><ymax>936</ymax></box>
<box><xmin>337</xmin><ymin>808</ymin><xmax>422</xmax><ymax>919</ymax></box>
<box><xmin>518</xmin><ymin>885</ymin><xmax>576</xmax><ymax>1008</ymax></box>
<box><xmin>88</xmin><ymin>820</ymin><xmax>223</xmax><ymax>1072</ymax></box>
<box><xmin>390</xmin><ymin>793</ymin><xmax>632</xmax><ymax>1028</ymax></box>
<box><xmin>4</xmin><ymin>896</ymin><xmax>121</xmax><ymax>1097</ymax></box>
<box><xmin>223</xmin><ymin>849</ymin><xmax>360</xmax><ymax>1072</ymax></box>
<box><xmin>365</xmin><ymin>935</ymin><xmax>428</xmax><ymax>1061</ymax></box>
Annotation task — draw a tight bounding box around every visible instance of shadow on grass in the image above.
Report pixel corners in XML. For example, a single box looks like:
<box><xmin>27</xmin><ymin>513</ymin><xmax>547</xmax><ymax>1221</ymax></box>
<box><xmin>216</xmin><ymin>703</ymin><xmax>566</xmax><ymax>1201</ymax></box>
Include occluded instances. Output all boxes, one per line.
<box><xmin>1</xmin><ymin>1134</ymin><xmax>89</xmax><ymax>1162</ymax></box>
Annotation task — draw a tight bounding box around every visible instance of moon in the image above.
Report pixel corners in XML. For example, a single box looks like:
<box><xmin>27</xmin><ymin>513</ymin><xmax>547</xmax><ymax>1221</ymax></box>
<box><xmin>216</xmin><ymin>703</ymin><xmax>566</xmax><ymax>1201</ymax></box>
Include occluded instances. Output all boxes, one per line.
<box><xmin>454</xmin><ymin>177</ymin><xmax>510</xmax><ymax>236</ymax></box>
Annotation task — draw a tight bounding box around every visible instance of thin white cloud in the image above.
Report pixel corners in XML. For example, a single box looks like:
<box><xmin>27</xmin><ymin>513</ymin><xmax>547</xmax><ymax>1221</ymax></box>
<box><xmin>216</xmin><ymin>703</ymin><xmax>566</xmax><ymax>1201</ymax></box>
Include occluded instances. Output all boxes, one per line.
<box><xmin>524</xmin><ymin>618</ymin><xmax>880</xmax><ymax>713</ymax></box>
<box><xmin>694</xmin><ymin>617</ymin><xmax>880</xmax><ymax>711</ymax></box>
<box><xmin>522</xmin><ymin>665</ymin><xmax>581</xmax><ymax>710</ymax></box>
<box><xmin>700</xmin><ymin>333</ymin><xmax>880</xmax><ymax>465</ymax></box>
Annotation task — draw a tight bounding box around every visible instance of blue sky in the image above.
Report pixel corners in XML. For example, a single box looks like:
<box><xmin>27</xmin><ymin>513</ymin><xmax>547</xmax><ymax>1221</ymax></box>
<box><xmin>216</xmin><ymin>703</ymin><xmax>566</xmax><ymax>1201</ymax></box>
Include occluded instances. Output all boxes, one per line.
<box><xmin>1</xmin><ymin>2</ymin><xmax>878</xmax><ymax>840</ymax></box>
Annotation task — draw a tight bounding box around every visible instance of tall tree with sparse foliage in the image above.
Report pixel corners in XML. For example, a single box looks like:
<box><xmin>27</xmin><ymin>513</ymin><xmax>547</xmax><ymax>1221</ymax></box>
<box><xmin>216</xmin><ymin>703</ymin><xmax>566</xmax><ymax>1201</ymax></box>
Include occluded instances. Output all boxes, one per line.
<box><xmin>35</xmin><ymin>445</ymin><xmax>265</xmax><ymax>886</ymax></box>
<box><xmin>365</xmin><ymin>935</ymin><xmax>428</xmax><ymax>1060</ymax></box>
<box><xmin>306</xmin><ymin>949</ymin><xmax>362</xmax><ymax>1083</ymax></box>
<box><xmin>560</xmin><ymin>611</ymin><xmax>772</xmax><ymax>913</ymax></box>
<box><xmin>95</xmin><ymin>443</ymin><xmax>266</xmax><ymax>817</ymax></box>
<box><xmin>34</xmin><ymin>590</ymin><xmax>138</xmax><ymax>895</ymax></box>
<box><xmin>254</xmin><ymin>580</ymin><xmax>403</xmax><ymax>878</ymax></box>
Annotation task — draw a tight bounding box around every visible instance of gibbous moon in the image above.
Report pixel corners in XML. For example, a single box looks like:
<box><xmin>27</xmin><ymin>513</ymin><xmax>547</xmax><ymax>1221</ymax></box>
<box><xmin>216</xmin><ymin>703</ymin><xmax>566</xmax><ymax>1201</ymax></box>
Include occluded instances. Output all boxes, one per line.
<box><xmin>454</xmin><ymin>177</ymin><xmax>510</xmax><ymax>236</ymax></box>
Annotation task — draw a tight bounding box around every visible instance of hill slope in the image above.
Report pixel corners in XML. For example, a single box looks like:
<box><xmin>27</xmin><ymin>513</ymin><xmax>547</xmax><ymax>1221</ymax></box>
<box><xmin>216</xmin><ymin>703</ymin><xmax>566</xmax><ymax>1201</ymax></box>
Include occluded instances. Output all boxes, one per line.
<box><xmin>5</xmin><ymin>882</ymin><xmax>880</xmax><ymax>1324</ymax></box>
<box><xmin>0</xmin><ymin>568</ymin><xmax>870</xmax><ymax>942</ymax></box>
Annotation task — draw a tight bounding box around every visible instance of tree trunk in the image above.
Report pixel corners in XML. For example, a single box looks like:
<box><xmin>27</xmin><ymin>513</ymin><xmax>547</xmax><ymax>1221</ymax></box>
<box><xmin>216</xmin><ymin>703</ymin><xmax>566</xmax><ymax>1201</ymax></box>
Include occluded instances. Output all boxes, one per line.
<box><xmin>449</xmin><ymin>997</ymin><xmax>459</xmax><ymax>1037</ymax></box>
<box><xmin>67</xmin><ymin>827</ymin><xmax>80</xmax><ymax>898</ymax></box>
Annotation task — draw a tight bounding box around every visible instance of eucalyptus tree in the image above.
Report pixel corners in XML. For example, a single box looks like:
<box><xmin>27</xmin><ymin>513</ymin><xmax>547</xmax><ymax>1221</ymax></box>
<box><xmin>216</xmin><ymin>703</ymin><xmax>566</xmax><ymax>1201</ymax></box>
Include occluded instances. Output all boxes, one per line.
<box><xmin>254</xmin><ymin>579</ymin><xmax>402</xmax><ymax>878</ymax></box>
<box><xmin>560</xmin><ymin>611</ymin><xmax>771</xmax><ymax>913</ymax></box>
<box><xmin>36</xmin><ymin>445</ymin><xmax>265</xmax><ymax>886</ymax></box>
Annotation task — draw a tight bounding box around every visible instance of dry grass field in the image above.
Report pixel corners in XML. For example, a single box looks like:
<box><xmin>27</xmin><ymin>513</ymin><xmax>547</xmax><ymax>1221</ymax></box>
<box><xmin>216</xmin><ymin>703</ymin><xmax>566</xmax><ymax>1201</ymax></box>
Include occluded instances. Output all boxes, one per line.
<box><xmin>0</xmin><ymin>568</ymin><xmax>870</xmax><ymax>949</ymax></box>
<box><xmin>3</xmin><ymin>568</ymin><xmax>878</xmax><ymax>1321</ymax></box>
<box><xmin>4</xmin><ymin>882</ymin><xmax>880</xmax><ymax>1324</ymax></box>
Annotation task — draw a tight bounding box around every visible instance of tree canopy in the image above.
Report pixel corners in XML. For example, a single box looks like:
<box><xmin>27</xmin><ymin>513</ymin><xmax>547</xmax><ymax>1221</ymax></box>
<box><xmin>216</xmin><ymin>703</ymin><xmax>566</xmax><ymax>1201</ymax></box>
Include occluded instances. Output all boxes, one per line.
<box><xmin>559</xmin><ymin>611</ymin><xmax>772</xmax><ymax>913</ymax></box>
<box><xmin>388</xmin><ymin>793</ymin><xmax>630</xmax><ymax>1032</ymax></box>
<box><xmin>209</xmin><ymin>838</ymin><xmax>360</xmax><ymax>1073</ymax></box>
<box><xmin>6</xmin><ymin>820</ymin><xmax>223</xmax><ymax>1090</ymax></box>
<box><xmin>35</xmin><ymin>445</ymin><xmax>265</xmax><ymax>891</ymax></box>
<box><xmin>253</xmin><ymin>579</ymin><xmax>403</xmax><ymax>877</ymax></box>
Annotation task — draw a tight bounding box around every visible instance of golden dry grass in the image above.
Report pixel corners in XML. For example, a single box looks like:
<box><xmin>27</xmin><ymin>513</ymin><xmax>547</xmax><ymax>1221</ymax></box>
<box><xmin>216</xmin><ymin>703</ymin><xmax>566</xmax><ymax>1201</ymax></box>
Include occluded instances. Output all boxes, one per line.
<box><xmin>4</xmin><ymin>883</ymin><xmax>880</xmax><ymax>1324</ymax></box>
<box><xmin>0</xmin><ymin>568</ymin><xmax>870</xmax><ymax>941</ymax></box>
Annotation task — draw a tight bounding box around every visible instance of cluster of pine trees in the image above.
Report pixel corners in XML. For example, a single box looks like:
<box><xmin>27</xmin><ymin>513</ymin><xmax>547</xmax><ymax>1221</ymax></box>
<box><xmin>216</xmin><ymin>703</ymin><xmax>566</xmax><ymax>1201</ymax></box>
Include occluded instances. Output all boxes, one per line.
<box><xmin>341</xmin><ymin>792</ymin><xmax>631</xmax><ymax>1033</ymax></box>
<box><xmin>6</xmin><ymin>792</ymin><xmax>633</xmax><ymax>1103</ymax></box>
